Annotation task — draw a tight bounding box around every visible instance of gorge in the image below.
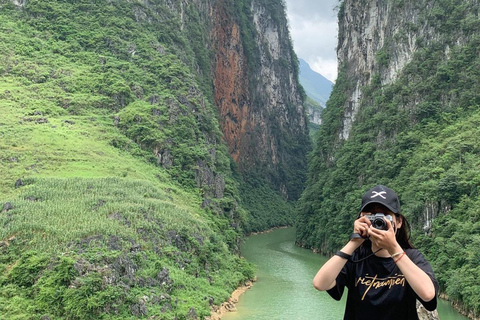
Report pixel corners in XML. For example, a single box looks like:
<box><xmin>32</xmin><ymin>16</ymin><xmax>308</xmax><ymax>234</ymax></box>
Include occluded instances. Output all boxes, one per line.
<box><xmin>0</xmin><ymin>0</ymin><xmax>479</xmax><ymax>319</ymax></box>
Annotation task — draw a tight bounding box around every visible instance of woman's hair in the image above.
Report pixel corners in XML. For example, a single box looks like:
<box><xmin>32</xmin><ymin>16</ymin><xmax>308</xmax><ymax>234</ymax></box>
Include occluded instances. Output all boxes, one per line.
<box><xmin>358</xmin><ymin>203</ymin><xmax>414</xmax><ymax>250</ymax></box>
<box><xmin>395</xmin><ymin>213</ymin><xmax>414</xmax><ymax>249</ymax></box>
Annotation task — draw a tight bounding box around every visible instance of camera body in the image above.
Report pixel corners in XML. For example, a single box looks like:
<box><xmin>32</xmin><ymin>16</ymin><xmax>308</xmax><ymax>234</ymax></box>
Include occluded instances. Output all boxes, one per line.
<box><xmin>365</xmin><ymin>213</ymin><xmax>393</xmax><ymax>230</ymax></box>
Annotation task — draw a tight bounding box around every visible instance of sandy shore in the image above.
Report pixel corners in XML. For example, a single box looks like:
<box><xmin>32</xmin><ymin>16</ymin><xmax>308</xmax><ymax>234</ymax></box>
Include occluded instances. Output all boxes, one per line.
<box><xmin>206</xmin><ymin>279</ymin><xmax>255</xmax><ymax>320</ymax></box>
<box><xmin>207</xmin><ymin>227</ymin><xmax>287</xmax><ymax>319</ymax></box>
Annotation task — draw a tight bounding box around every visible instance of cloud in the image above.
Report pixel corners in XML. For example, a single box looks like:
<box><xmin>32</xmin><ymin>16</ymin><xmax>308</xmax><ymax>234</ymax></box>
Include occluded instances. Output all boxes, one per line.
<box><xmin>284</xmin><ymin>0</ymin><xmax>339</xmax><ymax>82</ymax></box>
<box><xmin>309</xmin><ymin>57</ymin><xmax>338</xmax><ymax>84</ymax></box>
<box><xmin>285</xmin><ymin>0</ymin><xmax>340</xmax><ymax>20</ymax></box>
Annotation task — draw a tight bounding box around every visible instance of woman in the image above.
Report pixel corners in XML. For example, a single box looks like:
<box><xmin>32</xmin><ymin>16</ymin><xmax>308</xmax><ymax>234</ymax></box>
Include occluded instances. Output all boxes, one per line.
<box><xmin>313</xmin><ymin>185</ymin><xmax>438</xmax><ymax>320</ymax></box>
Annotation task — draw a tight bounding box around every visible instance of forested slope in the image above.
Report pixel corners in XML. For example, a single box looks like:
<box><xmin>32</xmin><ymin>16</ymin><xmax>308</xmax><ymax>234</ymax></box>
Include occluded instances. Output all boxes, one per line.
<box><xmin>0</xmin><ymin>0</ymin><xmax>307</xmax><ymax>318</ymax></box>
<box><xmin>296</xmin><ymin>0</ymin><xmax>480</xmax><ymax>318</ymax></box>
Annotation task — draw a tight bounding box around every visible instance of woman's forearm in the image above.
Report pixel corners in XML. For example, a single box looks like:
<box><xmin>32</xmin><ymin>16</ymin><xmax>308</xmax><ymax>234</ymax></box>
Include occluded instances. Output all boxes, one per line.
<box><xmin>394</xmin><ymin>252</ymin><xmax>436</xmax><ymax>302</ymax></box>
<box><xmin>313</xmin><ymin>240</ymin><xmax>362</xmax><ymax>291</ymax></box>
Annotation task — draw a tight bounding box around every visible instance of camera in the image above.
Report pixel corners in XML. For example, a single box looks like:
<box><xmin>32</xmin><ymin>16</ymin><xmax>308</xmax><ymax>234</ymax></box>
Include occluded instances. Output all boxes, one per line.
<box><xmin>365</xmin><ymin>213</ymin><xmax>393</xmax><ymax>230</ymax></box>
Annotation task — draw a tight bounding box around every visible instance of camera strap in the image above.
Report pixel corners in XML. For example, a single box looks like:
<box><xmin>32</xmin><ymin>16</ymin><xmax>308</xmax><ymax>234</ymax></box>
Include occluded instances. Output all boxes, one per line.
<box><xmin>349</xmin><ymin>233</ymin><xmax>365</xmax><ymax>240</ymax></box>
<box><xmin>350</xmin><ymin>248</ymin><xmax>383</xmax><ymax>263</ymax></box>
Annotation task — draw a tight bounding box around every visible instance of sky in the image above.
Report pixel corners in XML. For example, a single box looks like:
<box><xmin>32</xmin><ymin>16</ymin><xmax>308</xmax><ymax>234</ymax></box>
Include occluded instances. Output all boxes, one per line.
<box><xmin>284</xmin><ymin>0</ymin><xmax>340</xmax><ymax>83</ymax></box>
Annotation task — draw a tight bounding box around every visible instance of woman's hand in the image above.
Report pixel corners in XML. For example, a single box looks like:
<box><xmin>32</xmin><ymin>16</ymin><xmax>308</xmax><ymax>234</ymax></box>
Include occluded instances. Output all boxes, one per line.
<box><xmin>367</xmin><ymin>218</ymin><xmax>401</xmax><ymax>254</ymax></box>
<box><xmin>354</xmin><ymin>215</ymin><xmax>371</xmax><ymax>239</ymax></box>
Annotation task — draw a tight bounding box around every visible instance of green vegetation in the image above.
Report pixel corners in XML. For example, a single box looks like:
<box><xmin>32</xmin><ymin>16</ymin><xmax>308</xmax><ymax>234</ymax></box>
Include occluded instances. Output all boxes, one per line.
<box><xmin>0</xmin><ymin>0</ymin><xmax>266</xmax><ymax>318</ymax></box>
<box><xmin>0</xmin><ymin>178</ymin><xmax>254</xmax><ymax>319</ymax></box>
<box><xmin>0</xmin><ymin>0</ymin><xmax>307</xmax><ymax>317</ymax></box>
<box><xmin>304</xmin><ymin>96</ymin><xmax>323</xmax><ymax>140</ymax></box>
<box><xmin>297</xmin><ymin>0</ymin><xmax>480</xmax><ymax>316</ymax></box>
<box><xmin>240</xmin><ymin>175</ymin><xmax>296</xmax><ymax>233</ymax></box>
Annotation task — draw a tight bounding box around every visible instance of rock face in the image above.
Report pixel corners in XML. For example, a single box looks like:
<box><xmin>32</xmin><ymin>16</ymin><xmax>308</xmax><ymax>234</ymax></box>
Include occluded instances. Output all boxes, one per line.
<box><xmin>123</xmin><ymin>0</ymin><xmax>310</xmax><ymax>200</ymax></box>
<box><xmin>212</xmin><ymin>1</ymin><xmax>251</xmax><ymax>165</ymax></box>
<box><xmin>337</xmin><ymin>0</ymin><xmax>442</xmax><ymax>140</ymax></box>
<box><xmin>211</xmin><ymin>0</ymin><xmax>310</xmax><ymax>200</ymax></box>
<box><xmin>308</xmin><ymin>107</ymin><xmax>322</xmax><ymax>126</ymax></box>
<box><xmin>417</xmin><ymin>301</ymin><xmax>439</xmax><ymax>320</ymax></box>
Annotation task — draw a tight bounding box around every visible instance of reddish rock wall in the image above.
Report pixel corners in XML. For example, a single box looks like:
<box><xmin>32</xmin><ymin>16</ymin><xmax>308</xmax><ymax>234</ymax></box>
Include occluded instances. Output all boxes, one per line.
<box><xmin>212</xmin><ymin>1</ymin><xmax>251</xmax><ymax>163</ymax></box>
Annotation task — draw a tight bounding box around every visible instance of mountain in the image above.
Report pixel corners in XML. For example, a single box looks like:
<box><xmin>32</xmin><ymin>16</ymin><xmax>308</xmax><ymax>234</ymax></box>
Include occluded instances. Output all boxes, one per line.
<box><xmin>298</xmin><ymin>58</ymin><xmax>333</xmax><ymax>108</ymax></box>
<box><xmin>0</xmin><ymin>0</ymin><xmax>309</xmax><ymax>318</ymax></box>
<box><xmin>296</xmin><ymin>0</ymin><xmax>480</xmax><ymax>317</ymax></box>
<box><xmin>298</xmin><ymin>58</ymin><xmax>334</xmax><ymax>138</ymax></box>
<box><xmin>212</xmin><ymin>0</ymin><xmax>311</xmax><ymax>205</ymax></box>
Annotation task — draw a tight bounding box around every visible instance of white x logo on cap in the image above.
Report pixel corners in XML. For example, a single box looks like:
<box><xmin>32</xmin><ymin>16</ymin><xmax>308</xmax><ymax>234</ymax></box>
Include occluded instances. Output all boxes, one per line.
<box><xmin>371</xmin><ymin>191</ymin><xmax>387</xmax><ymax>199</ymax></box>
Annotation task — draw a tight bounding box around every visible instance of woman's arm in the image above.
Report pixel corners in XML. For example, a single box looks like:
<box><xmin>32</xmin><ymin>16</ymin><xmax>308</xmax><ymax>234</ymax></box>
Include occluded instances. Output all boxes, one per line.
<box><xmin>313</xmin><ymin>216</ymin><xmax>370</xmax><ymax>291</ymax></box>
<box><xmin>312</xmin><ymin>239</ymin><xmax>362</xmax><ymax>291</ymax></box>
<box><xmin>393</xmin><ymin>251</ymin><xmax>436</xmax><ymax>302</ymax></box>
<box><xmin>368</xmin><ymin>221</ymin><xmax>436</xmax><ymax>302</ymax></box>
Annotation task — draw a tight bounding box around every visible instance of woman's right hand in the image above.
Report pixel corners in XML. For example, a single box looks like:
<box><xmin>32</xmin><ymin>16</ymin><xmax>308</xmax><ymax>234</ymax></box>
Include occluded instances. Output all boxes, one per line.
<box><xmin>354</xmin><ymin>214</ymin><xmax>372</xmax><ymax>239</ymax></box>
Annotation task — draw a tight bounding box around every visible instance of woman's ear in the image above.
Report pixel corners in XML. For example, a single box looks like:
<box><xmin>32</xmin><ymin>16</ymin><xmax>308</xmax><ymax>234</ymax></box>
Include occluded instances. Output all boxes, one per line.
<box><xmin>395</xmin><ymin>215</ymin><xmax>403</xmax><ymax>229</ymax></box>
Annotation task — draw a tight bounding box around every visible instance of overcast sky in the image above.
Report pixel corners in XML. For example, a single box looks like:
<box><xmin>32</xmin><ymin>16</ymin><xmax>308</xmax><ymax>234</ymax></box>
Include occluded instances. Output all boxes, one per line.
<box><xmin>284</xmin><ymin>0</ymin><xmax>340</xmax><ymax>82</ymax></box>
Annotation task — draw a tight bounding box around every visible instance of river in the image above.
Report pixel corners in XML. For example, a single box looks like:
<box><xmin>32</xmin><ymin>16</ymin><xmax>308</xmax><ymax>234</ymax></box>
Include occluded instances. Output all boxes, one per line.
<box><xmin>223</xmin><ymin>228</ymin><xmax>469</xmax><ymax>320</ymax></box>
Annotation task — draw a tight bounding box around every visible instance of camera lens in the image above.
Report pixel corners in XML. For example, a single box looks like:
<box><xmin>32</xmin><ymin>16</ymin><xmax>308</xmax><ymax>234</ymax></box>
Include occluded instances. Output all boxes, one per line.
<box><xmin>373</xmin><ymin>218</ymin><xmax>386</xmax><ymax>230</ymax></box>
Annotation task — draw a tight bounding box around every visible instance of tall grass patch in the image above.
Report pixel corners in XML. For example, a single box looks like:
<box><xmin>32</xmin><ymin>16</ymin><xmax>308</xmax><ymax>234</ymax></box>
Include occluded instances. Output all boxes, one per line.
<box><xmin>0</xmin><ymin>177</ymin><xmax>252</xmax><ymax>319</ymax></box>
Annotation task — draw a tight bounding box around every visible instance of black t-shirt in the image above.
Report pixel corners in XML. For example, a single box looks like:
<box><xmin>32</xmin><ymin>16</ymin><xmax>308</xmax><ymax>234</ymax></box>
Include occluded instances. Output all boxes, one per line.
<box><xmin>327</xmin><ymin>248</ymin><xmax>438</xmax><ymax>320</ymax></box>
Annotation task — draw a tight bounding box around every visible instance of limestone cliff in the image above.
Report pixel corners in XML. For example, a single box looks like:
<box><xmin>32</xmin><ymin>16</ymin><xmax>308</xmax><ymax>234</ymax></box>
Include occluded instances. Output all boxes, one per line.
<box><xmin>297</xmin><ymin>0</ymin><xmax>480</xmax><ymax>317</ymax></box>
<box><xmin>336</xmin><ymin>0</ymin><xmax>471</xmax><ymax>140</ymax></box>
<box><xmin>212</xmin><ymin>0</ymin><xmax>310</xmax><ymax>200</ymax></box>
<box><xmin>139</xmin><ymin>0</ymin><xmax>310</xmax><ymax>201</ymax></box>
<box><xmin>337</xmin><ymin>0</ymin><xmax>421</xmax><ymax>139</ymax></box>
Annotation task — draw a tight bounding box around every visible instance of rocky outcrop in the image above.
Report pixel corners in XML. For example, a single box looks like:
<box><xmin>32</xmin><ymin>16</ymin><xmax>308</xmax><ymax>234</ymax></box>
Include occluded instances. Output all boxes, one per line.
<box><xmin>212</xmin><ymin>0</ymin><xmax>310</xmax><ymax>199</ymax></box>
<box><xmin>12</xmin><ymin>0</ymin><xmax>25</xmax><ymax>7</ymax></box>
<box><xmin>417</xmin><ymin>301</ymin><xmax>439</xmax><ymax>320</ymax></box>
<box><xmin>308</xmin><ymin>107</ymin><xmax>322</xmax><ymax>126</ymax></box>
<box><xmin>337</xmin><ymin>0</ymin><xmax>444</xmax><ymax>139</ymax></box>
<box><xmin>206</xmin><ymin>279</ymin><xmax>254</xmax><ymax>320</ymax></box>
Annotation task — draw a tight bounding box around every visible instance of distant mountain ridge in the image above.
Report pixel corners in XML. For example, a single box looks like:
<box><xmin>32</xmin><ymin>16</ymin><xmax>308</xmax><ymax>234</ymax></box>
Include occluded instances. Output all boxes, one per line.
<box><xmin>298</xmin><ymin>58</ymin><xmax>333</xmax><ymax>107</ymax></box>
<box><xmin>298</xmin><ymin>58</ymin><xmax>333</xmax><ymax>134</ymax></box>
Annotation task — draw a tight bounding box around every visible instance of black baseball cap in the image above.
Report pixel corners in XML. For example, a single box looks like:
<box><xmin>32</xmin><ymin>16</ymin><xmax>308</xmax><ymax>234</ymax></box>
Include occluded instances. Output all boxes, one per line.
<box><xmin>360</xmin><ymin>185</ymin><xmax>400</xmax><ymax>214</ymax></box>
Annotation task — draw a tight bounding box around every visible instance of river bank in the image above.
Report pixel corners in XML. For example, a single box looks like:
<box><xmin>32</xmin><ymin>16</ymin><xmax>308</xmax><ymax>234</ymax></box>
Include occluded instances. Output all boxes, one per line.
<box><xmin>439</xmin><ymin>293</ymin><xmax>479</xmax><ymax>320</ymax></box>
<box><xmin>206</xmin><ymin>227</ymin><xmax>291</xmax><ymax>319</ymax></box>
<box><xmin>248</xmin><ymin>225</ymin><xmax>290</xmax><ymax>236</ymax></box>
<box><xmin>207</xmin><ymin>280</ymin><xmax>255</xmax><ymax>320</ymax></box>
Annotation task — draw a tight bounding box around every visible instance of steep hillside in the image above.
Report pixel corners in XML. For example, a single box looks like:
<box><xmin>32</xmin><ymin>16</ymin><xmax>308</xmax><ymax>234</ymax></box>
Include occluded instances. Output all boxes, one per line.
<box><xmin>296</xmin><ymin>0</ymin><xmax>480</xmax><ymax>317</ymax></box>
<box><xmin>0</xmin><ymin>0</ymin><xmax>308</xmax><ymax>318</ymax></box>
<box><xmin>212</xmin><ymin>0</ymin><xmax>311</xmax><ymax>205</ymax></box>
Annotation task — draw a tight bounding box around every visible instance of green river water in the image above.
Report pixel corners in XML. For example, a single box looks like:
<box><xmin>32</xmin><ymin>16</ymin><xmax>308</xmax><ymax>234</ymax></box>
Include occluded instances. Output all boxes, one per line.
<box><xmin>223</xmin><ymin>228</ymin><xmax>469</xmax><ymax>320</ymax></box>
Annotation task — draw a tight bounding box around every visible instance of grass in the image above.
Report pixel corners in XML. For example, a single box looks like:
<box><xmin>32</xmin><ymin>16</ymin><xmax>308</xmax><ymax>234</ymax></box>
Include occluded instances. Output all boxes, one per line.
<box><xmin>0</xmin><ymin>176</ymin><xmax>251</xmax><ymax>319</ymax></box>
<box><xmin>0</xmin><ymin>80</ymin><xmax>173</xmax><ymax>200</ymax></box>
<box><xmin>1</xmin><ymin>177</ymin><xmax>203</xmax><ymax>252</ymax></box>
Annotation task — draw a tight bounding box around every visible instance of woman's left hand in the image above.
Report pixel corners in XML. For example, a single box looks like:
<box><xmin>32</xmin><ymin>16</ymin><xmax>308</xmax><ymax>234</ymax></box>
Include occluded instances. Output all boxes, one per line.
<box><xmin>367</xmin><ymin>218</ymin><xmax>400</xmax><ymax>254</ymax></box>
